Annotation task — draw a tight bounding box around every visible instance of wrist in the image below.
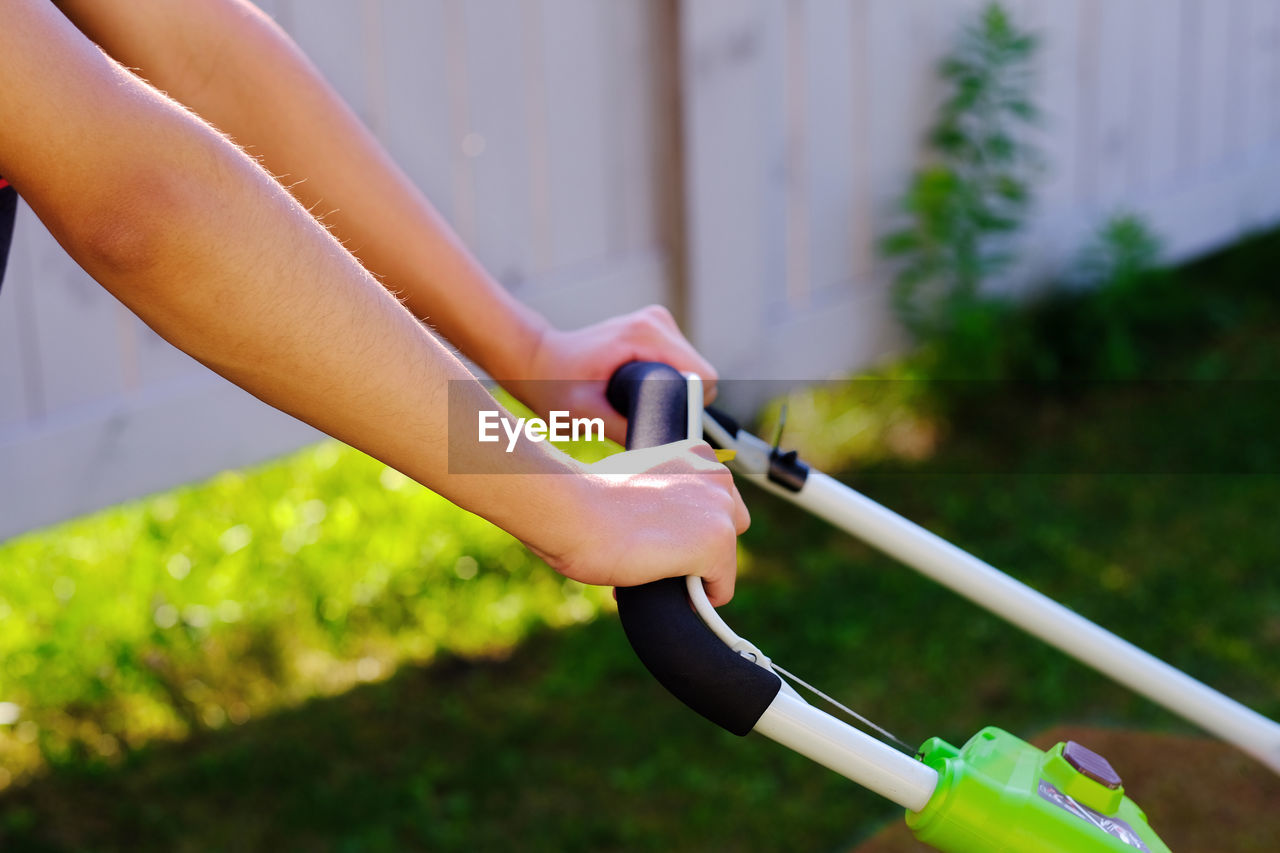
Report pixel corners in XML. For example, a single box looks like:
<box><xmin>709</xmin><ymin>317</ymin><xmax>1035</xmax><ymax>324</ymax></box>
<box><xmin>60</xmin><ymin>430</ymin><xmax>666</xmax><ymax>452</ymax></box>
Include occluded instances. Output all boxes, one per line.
<box><xmin>483</xmin><ymin>300</ymin><xmax>553</xmax><ymax>381</ymax></box>
<box><xmin>518</xmin><ymin>464</ymin><xmax>608</xmax><ymax>576</ymax></box>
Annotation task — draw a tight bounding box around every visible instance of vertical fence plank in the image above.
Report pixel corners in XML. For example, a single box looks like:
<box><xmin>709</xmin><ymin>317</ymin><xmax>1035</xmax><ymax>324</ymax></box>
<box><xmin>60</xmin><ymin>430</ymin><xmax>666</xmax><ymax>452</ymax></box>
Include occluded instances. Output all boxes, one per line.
<box><xmin>1187</xmin><ymin>0</ymin><xmax>1233</xmax><ymax>174</ymax></box>
<box><xmin>758</xmin><ymin>0</ymin><xmax>789</xmax><ymax>319</ymax></box>
<box><xmin>457</xmin><ymin>0</ymin><xmax>539</xmax><ymax>289</ymax></box>
<box><xmin>800</xmin><ymin>0</ymin><xmax>858</xmax><ymax>297</ymax></box>
<box><xmin>376</xmin><ymin>0</ymin><xmax>455</xmax><ymax>221</ymax></box>
<box><xmin>782</xmin><ymin>0</ymin><xmax>809</xmax><ymax>310</ymax></box>
<box><xmin>681</xmin><ymin>0</ymin><xmax>786</xmax><ymax>374</ymax></box>
<box><xmin>1243</xmin><ymin>0</ymin><xmax>1279</xmax><ymax>157</ymax></box>
<box><xmin>1023</xmin><ymin>0</ymin><xmax>1080</xmax><ymax>218</ymax></box>
<box><xmin>848</xmin><ymin>0</ymin><xmax>875</xmax><ymax>282</ymax></box>
<box><xmin>1087</xmin><ymin>0</ymin><xmax>1141</xmax><ymax>207</ymax></box>
<box><xmin>607</xmin><ymin>0</ymin><xmax>665</xmax><ymax>258</ymax></box>
<box><xmin>0</xmin><ymin>308</ymin><xmax>27</xmax><ymax>430</ymax></box>
<box><xmin>865</xmin><ymin>0</ymin><xmax>942</xmax><ymax>248</ymax></box>
<box><xmin>282</xmin><ymin>0</ymin><xmax>377</xmax><ymax>131</ymax></box>
<box><xmin>1222</xmin><ymin>3</ymin><xmax>1252</xmax><ymax>164</ymax></box>
<box><xmin>539</xmin><ymin>0</ymin><xmax>614</xmax><ymax>272</ymax></box>
<box><xmin>1271</xmin><ymin>0</ymin><xmax>1280</xmax><ymax>146</ymax></box>
<box><xmin>1073</xmin><ymin>0</ymin><xmax>1102</xmax><ymax>207</ymax></box>
<box><xmin>20</xmin><ymin>213</ymin><xmax>126</xmax><ymax>416</ymax></box>
<box><xmin>1175</xmin><ymin>0</ymin><xmax>1199</xmax><ymax>175</ymax></box>
<box><xmin>1131</xmin><ymin>0</ymin><xmax>1183</xmax><ymax>196</ymax></box>
<box><xmin>0</xmin><ymin>210</ymin><xmax>33</xmax><ymax>430</ymax></box>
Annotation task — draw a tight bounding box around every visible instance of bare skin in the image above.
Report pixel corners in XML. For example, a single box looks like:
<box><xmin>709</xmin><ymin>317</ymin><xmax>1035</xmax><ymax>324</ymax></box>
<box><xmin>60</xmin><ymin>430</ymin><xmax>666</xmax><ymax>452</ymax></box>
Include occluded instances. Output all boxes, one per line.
<box><xmin>50</xmin><ymin>0</ymin><xmax>718</xmax><ymax>444</ymax></box>
<box><xmin>0</xmin><ymin>0</ymin><xmax>748</xmax><ymax>604</ymax></box>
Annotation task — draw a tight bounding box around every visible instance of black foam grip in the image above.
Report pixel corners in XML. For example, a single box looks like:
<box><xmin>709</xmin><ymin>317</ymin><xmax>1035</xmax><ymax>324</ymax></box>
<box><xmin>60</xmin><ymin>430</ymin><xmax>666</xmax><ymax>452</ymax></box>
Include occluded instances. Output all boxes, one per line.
<box><xmin>605</xmin><ymin>361</ymin><xmax>690</xmax><ymax>449</ymax></box>
<box><xmin>606</xmin><ymin>362</ymin><xmax>781</xmax><ymax>736</ymax></box>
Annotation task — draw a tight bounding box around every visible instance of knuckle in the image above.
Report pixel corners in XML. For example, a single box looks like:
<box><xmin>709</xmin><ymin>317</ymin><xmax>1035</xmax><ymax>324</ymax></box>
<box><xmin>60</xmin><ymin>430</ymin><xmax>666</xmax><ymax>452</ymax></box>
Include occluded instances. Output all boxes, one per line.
<box><xmin>645</xmin><ymin>304</ymin><xmax>674</xmax><ymax>323</ymax></box>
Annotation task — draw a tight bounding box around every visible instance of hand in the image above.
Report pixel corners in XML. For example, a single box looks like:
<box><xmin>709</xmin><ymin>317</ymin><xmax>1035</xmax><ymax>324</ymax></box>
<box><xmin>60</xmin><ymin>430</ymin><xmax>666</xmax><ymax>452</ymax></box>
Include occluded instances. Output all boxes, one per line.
<box><xmin>531</xmin><ymin>440</ymin><xmax>750</xmax><ymax>606</ymax></box>
<box><xmin>510</xmin><ymin>306</ymin><xmax>718</xmax><ymax>444</ymax></box>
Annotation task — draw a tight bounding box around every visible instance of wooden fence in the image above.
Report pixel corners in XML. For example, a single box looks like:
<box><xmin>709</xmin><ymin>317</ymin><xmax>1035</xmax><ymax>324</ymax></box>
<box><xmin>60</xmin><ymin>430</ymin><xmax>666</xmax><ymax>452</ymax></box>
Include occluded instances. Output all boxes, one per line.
<box><xmin>3</xmin><ymin>0</ymin><xmax>1279</xmax><ymax>539</ymax></box>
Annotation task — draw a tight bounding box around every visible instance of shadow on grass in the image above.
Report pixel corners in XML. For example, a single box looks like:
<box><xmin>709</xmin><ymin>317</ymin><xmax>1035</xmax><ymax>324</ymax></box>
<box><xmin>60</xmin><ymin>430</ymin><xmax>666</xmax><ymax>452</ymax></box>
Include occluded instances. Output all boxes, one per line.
<box><xmin>0</xmin><ymin>611</ymin><xmax>882</xmax><ymax>853</ymax></box>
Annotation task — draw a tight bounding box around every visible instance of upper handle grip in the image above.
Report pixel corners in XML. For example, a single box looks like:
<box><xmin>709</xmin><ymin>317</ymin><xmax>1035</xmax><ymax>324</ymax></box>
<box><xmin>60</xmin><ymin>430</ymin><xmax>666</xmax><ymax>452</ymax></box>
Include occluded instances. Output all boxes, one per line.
<box><xmin>605</xmin><ymin>362</ymin><xmax>780</xmax><ymax>736</ymax></box>
<box><xmin>604</xmin><ymin>360</ymin><xmax>691</xmax><ymax>448</ymax></box>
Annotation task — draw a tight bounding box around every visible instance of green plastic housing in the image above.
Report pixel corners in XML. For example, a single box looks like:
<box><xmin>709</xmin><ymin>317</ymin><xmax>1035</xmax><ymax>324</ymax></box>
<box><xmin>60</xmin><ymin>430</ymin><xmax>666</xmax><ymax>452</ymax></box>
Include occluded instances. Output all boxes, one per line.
<box><xmin>906</xmin><ymin>727</ymin><xmax>1171</xmax><ymax>853</ymax></box>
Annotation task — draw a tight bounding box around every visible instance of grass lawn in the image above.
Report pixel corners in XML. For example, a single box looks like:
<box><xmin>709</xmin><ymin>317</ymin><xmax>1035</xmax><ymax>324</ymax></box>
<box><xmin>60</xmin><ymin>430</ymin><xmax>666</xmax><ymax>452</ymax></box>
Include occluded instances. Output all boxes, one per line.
<box><xmin>1</xmin><ymin>232</ymin><xmax>1279</xmax><ymax>851</ymax></box>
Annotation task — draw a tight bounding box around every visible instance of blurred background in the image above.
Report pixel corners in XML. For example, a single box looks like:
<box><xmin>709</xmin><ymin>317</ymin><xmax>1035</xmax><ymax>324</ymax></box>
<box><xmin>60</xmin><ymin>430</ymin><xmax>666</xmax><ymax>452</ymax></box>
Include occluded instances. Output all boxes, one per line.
<box><xmin>2</xmin><ymin>1</ymin><xmax>1279</xmax><ymax>851</ymax></box>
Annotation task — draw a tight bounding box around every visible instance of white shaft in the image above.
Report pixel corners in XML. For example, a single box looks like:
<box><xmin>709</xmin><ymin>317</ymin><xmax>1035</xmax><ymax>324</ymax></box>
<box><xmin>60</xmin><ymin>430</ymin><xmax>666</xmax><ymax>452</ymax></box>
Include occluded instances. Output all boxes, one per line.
<box><xmin>776</xmin><ymin>469</ymin><xmax>1280</xmax><ymax>775</ymax></box>
<box><xmin>753</xmin><ymin>690</ymin><xmax>939</xmax><ymax>810</ymax></box>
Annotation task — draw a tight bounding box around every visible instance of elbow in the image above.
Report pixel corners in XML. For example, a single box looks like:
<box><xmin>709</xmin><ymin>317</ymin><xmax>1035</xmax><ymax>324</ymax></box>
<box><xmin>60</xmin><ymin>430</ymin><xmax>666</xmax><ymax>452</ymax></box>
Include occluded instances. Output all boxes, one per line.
<box><xmin>66</xmin><ymin>165</ymin><xmax>209</xmax><ymax>284</ymax></box>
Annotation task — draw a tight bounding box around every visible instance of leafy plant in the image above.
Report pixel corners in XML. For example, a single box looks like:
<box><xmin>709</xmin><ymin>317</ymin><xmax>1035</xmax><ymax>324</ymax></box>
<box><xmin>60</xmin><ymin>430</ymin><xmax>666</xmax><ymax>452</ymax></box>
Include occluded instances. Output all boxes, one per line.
<box><xmin>884</xmin><ymin>2</ymin><xmax>1041</xmax><ymax>356</ymax></box>
<box><xmin>1070</xmin><ymin>213</ymin><xmax>1166</xmax><ymax>378</ymax></box>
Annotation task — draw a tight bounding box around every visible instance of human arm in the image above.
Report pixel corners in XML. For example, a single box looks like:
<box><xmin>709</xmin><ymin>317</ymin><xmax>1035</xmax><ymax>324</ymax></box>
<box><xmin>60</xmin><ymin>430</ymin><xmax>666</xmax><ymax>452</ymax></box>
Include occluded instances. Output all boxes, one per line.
<box><xmin>0</xmin><ymin>0</ymin><xmax>747</xmax><ymax>603</ymax></box>
<box><xmin>52</xmin><ymin>0</ymin><xmax>717</xmax><ymax>441</ymax></box>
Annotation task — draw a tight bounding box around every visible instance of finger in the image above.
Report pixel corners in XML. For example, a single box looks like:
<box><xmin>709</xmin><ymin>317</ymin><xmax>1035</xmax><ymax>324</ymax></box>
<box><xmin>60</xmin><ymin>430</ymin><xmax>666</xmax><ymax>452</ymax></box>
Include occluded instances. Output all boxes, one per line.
<box><xmin>642</xmin><ymin>304</ymin><xmax>679</xmax><ymax>329</ymax></box>
<box><xmin>687</xmin><ymin>441</ymin><xmax>719</xmax><ymax>465</ymax></box>
<box><xmin>600</xmin><ymin>407</ymin><xmax>629</xmax><ymax>446</ymax></box>
<box><xmin>625</xmin><ymin>318</ymin><xmax>717</xmax><ymax>391</ymax></box>
<box><xmin>700</xmin><ymin>549</ymin><xmax>736</xmax><ymax>607</ymax></box>
<box><xmin>679</xmin><ymin>444</ymin><xmax>739</xmax><ymax>479</ymax></box>
<box><xmin>728</xmin><ymin>482</ymin><xmax>751</xmax><ymax>534</ymax></box>
<box><xmin>657</xmin><ymin>326</ymin><xmax>717</xmax><ymax>389</ymax></box>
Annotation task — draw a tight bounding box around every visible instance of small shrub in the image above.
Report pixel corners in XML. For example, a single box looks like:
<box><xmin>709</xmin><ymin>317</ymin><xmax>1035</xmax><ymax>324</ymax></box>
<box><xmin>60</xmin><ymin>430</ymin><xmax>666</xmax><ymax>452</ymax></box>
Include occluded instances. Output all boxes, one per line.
<box><xmin>1024</xmin><ymin>214</ymin><xmax>1167</xmax><ymax>380</ymax></box>
<box><xmin>882</xmin><ymin>5</ymin><xmax>1178</xmax><ymax>389</ymax></box>
<box><xmin>883</xmin><ymin>1</ymin><xmax>1041</xmax><ymax>374</ymax></box>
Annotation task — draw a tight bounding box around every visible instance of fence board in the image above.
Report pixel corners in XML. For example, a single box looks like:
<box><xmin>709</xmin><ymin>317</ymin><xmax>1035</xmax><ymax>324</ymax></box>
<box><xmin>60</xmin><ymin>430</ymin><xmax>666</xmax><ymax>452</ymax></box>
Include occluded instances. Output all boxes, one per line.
<box><xmin>1243</xmin><ymin>0</ymin><xmax>1280</xmax><ymax>157</ymax></box>
<box><xmin>681</xmin><ymin>0</ymin><xmax>785</xmax><ymax>375</ymax></box>
<box><xmin>457</xmin><ymin>0</ymin><xmax>539</xmax><ymax>290</ymax></box>
<box><xmin>1187</xmin><ymin>0</ymin><xmax>1233</xmax><ymax>175</ymax></box>
<box><xmin>520</xmin><ymin>249</ymin><xmax>669</xmax><ymax>333</ymax></box>
<box><xmin>782</xmin><ymin>0</ymin><xmax>809</xmax><ymax>310</ymax></box>
<box><xmin>758</xmin><ymin>0</ymin><xmax>789</xmax><ymax>320</ymax></box>
<box><xmin>1223</xmin><ymin>0</ymin><xmax>1253</xmax><ymax>165</ymax></box>
<box><xmin>607</xmin><ymin>0</ymin><xmax>666</xmax><ymax>257</ymax></box>
<box><xmin>797</xmin><ymin>0</ymin><xmax>855</xmax><ymax>299</ymax></box>
<box><xmin>283</xmin><ymin>0</ymin><xmax>378</xmax><ymax>131</ymax></box>
<box><xmin>376</xmin><ymin>0</ymin><xmax>455</xmax><ymax>222</ymax></box>
<box><xmin>1023</xmin><ymin>0</ymin><xmax>1080</xmax><ymax>215</ymax></box>
<box><xmin>1087</xmin><ymin>0</ymin><xmax>1138</xmax><ymax>207</ymax></box>
<box><xmin>1133</xmin><ymin>0</ymin><xmax>1183</xmax><ymax>196</ymax></box>
<box><xmin>865</xmin><ymin>0</ymin><xmax>937</xmax><ymax>232</ymax></box>
<box><xmin>540</xmin><ymin>0</ymin><xmax>614</xmax><ymax>272</ymax></box>
<box><xmin>0</xmin><ymin>376</ymin><xmax>319</xmax><ymax>541</ymax></box>
<box><xmin>20</xmin><ymin>212</ymin><xmax>126</xmax><ymax>416</ymax></box>
<box><xmin>0</xmin><ymin>216</ymin><xmax>32</xmax><ymax>429</ymax></box>
<box><xmin>847</xmin><ymin>0</ymin><xmax>875</xmax><ymax>283</ymax></box>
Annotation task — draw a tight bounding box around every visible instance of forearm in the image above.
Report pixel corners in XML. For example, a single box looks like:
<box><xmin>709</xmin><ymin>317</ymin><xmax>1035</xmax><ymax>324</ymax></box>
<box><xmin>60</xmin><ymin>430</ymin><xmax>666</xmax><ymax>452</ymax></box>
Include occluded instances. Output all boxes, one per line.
<box><xmin>2</xmin><ymin>0</ymin><xmax>583</xmax><ymax>559</ymax></box>
<box><xmin>56</xmin><ymin>0</ymin><xmax>547</xmax><ymax>380</ymax></box>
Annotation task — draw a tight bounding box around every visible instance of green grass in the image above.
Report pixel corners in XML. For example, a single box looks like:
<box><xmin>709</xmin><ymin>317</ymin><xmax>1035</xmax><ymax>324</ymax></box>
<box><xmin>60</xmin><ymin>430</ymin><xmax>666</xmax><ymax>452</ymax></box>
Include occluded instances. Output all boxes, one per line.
<box><xmin>0</xmin><ymin>439</ymin><xmax>612</xmax><ymax>788</ymax></box>
<box><xmin>2</xmin><ymin>231</ymin><xmax>1279</xmax><ymax>851</ymax></box>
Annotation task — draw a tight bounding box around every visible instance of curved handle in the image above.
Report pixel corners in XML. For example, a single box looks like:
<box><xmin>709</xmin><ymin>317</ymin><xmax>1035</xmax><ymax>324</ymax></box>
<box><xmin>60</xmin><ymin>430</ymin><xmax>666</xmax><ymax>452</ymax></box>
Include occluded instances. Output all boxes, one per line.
<box><xmin>606</xmin><ymin>361</ymin><xmax>781</xmax><ymax>736</ymax></box>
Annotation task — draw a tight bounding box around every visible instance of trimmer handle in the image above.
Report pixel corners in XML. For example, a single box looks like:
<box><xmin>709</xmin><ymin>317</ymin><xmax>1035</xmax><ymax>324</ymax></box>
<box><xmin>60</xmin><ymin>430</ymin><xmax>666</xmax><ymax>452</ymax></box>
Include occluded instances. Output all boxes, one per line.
<box><xmin>605</xmin><ymin>362</ymin><xmax>781</xmax><ymax>736</ymax></box>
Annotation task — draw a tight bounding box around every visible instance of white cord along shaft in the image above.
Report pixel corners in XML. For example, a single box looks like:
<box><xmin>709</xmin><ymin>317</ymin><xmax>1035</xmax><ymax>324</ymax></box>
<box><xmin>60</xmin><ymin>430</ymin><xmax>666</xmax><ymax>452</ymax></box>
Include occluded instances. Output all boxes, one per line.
<box><xmin>704</xmin><ymin>414</ymin><xmax>1280</xmax><ymax>775</ymax></box>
